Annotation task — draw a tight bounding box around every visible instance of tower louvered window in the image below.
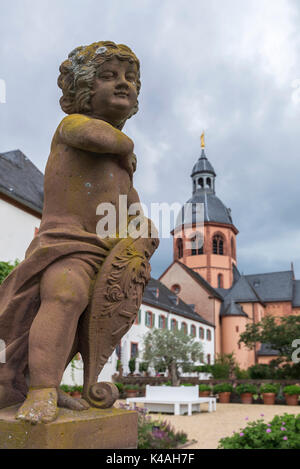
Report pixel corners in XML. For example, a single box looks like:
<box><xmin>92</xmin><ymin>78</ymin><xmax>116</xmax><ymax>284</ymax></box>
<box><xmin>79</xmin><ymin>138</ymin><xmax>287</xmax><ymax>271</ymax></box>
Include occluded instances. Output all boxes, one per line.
<box><xmin>213</xmin><ymin>235</ymin><xmax>224</xmax><ymax>255</ymax></box>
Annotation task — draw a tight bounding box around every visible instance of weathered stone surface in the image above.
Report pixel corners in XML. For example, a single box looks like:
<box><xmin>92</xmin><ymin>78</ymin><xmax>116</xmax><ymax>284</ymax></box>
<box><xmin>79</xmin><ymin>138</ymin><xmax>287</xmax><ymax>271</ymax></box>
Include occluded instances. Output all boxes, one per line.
<box><xmin>0</xmin><ymin>405</ymin><xmax>138</xmax><ymax>449</ymax></box>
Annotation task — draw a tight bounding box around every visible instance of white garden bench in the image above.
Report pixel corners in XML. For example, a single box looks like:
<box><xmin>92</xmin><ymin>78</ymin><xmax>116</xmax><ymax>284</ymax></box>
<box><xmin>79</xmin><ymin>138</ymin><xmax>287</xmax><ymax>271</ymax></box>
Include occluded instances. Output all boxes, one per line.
<box><xmin>126</xmin><ymin>385</ymin><xmax>216</xmax><ymax>416</ymax></box>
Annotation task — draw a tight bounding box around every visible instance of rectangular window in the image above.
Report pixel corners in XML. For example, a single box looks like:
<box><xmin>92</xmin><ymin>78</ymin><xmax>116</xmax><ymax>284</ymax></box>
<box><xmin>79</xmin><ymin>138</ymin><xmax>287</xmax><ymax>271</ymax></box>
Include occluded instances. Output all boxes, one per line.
<box><xmin>135</xmin><ymin>309</ymin><xmax>142</xmax><ymax>325</ymax></box>
<box><xmin>145</xmin><ymin>311</ymin><xmax>152</xmax><ymax>327</ymax></box>
<box><xmin>130</xmin><ymin>342</ymin><xmax>138</xmax><ymax>358</ymax></box>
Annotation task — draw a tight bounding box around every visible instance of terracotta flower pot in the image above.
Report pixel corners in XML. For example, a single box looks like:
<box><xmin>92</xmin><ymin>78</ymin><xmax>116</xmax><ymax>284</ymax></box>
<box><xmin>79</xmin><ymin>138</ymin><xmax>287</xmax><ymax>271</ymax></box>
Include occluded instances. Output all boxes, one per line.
<box><xmin>199</xmin><ymin>391</ymin><xmax>210</xmax><ymax>397</ymax></box>
<box><xmin>125</xmin><ymin>389</ymin><xmax>139</xmax><ymax>398</ymax></box>
<box><xmin>70</xmin><ymin>391</ymin><xmax>82</xmax><ymax>398</ymax></box>
<box><xmin>285</xmin><ymin>394</ymin><xmax>299</xmax><ymax>406</ymax></box>
<box><xmin>240</xmin><ymin>393</ymin><xmax>253</xmax><ymax>404</ymax></box>
<box><xmin>262</xmin><ymin>393</ymin><xmax>276</xmax><ymax>405</ymax></box>
<box><xmin>218</xmin><ymin>392</ymin><xmax>231</xmax><ymax>403</ymax></box>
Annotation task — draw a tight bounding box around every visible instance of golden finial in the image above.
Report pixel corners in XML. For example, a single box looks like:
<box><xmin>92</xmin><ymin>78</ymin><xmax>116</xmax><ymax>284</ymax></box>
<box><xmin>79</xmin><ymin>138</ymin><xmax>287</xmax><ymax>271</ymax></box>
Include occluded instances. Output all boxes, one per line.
<box><xmin>201</xmin><ymin>132</ymin><xmax>205</xmax><ymax>149</ymax></box>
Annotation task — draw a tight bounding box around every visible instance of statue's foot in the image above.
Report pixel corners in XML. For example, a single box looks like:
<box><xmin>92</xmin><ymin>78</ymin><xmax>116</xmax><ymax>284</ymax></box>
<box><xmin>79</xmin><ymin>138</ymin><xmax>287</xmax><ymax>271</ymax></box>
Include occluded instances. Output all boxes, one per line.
<box><xmin>0</xmin><ymin>385</ymin><xmax>25</xmax><ymax>409</ymax></box>
<box><xmin>16</xmin><ymin>387</ymin><xmax>58</xmax><ymax>424</ymax></box>
<box><xmin>57</xmin><ymin>389</ymin><xmax>89</xmax><ymax>411</ymax></box>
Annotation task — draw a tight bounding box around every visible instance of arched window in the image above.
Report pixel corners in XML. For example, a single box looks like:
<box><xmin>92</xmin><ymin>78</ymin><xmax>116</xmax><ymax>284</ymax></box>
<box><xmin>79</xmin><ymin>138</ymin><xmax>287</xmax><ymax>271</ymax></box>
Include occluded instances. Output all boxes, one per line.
<box><xmin>177</xmin><ymin>239</ymin><xmax>183</xmax><ymax>259</ymax></box>
<box><xmin>199</xmin><ymin>327</ymin><xmax>204</xmax><ymax>339</ymax></box>
<box><xmin>159</xmin><ymin>315</ymin><xmax>166</xmax><ymax>329</ymax></box>
<box><xmin>207</xmin><ymin>329</ymin><xmax>212</xmax><ymax>341</ymax></box>
<box><xmin>206</xmin><ymin>177</ymin><xmax>211</xmax><ymax>188</ymax></box>
<box><xmin>171</xmin><ymin>319</ymin><xmax>177</xmax><ymax>331</ymax></box>
<box><xmin>190</xmin><ymin>231</ymin><xmax>204</xmax><ymax>256</ymax></box>
<box><xmin>181</xmin><ymin>322</ymin><xmax>187</xmax><ymax>335</ymax></box>
<box><xmin>218</xmin><ymin>273</ymin><xmax>224</xmax><ymax>288</ymax></box>
<box><xmin>198</xmin><ymin>177</ymin><xmax>204</xmax><ymax>188</ymax></box>
<box><xmin>213</xmin><ymin>235</ymin><xmax>224</xmax><ymax>255</ymax></box>
<box><xmin>190</xmin><ymin>325</ymin><xmax>196</xmax><ymax>337</ymax></box>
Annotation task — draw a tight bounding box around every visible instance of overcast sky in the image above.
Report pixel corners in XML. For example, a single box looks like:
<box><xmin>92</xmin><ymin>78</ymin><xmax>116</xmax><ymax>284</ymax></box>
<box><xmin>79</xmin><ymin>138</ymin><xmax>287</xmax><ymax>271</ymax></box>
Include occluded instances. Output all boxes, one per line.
<box><xmin>1</xmin><ymin>0</ymin><xmax>300</xmax><ymax>279</ymax></box>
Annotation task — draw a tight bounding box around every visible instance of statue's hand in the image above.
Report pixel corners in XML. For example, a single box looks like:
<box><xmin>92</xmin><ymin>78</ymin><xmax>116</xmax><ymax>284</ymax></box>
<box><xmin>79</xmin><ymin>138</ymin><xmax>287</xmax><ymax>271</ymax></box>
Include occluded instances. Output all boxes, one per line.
<box><xmin>119</xmin><ymin>152</ymin><xmax>136</xmax><ymax>179</ymax></box>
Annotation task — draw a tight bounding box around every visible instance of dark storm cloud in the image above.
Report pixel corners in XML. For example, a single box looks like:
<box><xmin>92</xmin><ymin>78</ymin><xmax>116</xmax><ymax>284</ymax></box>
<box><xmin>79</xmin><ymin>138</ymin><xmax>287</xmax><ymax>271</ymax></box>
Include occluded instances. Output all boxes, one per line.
<box><xmin>1</xmin><ymin>0</ymin><xmax>300</xmax><ymax>279</ymax></box>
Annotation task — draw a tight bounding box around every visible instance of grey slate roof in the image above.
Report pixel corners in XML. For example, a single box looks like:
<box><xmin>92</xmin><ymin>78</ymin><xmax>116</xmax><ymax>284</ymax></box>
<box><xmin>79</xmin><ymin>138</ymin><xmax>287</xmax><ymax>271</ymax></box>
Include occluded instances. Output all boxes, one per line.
<box><xmin>0</xmin><ymin>150</ymin><xmax>44</xmax><ymax>214</ymax></box>
<box><xmin>176</xmin><ymin>192</ymin><xmax>234</xmax><ymax>227</ymax></box>
<box><xmin>191</xmin><ymin>149</ymin><xmax>216</xmax><ymax>177</ymax></box>
<box><xmin>220</xmin><ymin>300</ymin><xmax>248</xmax><ymax>318</ymax></box>
<box><xmin>257</xmin><ymin>343</ymin><xmax>279</xmax><ymax>356</ymax></box>
<box><xmin>246</xmin><ymin>271</ymin><xmax>294</xmax><ymax>303</ymax></box>
<box><xmin>292</xmin><ymin>280</ymin><xmax>300</xmax><ymax>307</ymax></box>
<box><xmin>143</xmin><ymin>277</ymin><xmax>214</xmax><ymax>327</ymax></box>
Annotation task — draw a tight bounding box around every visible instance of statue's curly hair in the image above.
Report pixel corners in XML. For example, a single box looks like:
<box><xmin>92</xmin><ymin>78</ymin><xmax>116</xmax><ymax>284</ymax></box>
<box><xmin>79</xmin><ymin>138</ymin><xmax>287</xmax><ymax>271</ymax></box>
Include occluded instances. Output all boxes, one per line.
<box><xmin>57</xmin><ymin>41</ymin><xmax>141</xmax><ymax>129</ymax></box>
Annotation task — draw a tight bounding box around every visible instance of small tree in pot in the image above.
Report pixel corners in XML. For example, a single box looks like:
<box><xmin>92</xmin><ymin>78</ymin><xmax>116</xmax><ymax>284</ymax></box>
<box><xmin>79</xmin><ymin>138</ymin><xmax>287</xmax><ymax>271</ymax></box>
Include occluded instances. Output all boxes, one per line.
<box><xmin>236</xmin><ymin>384</ymin><xmax>258</xmax><ymax>404</ymax></box>
<box><xmin>283</xmin><ymin>385</ymin><xmax>300</xmax><ymax>406</ymax></box>
<box><xmin>213</xmin><ymin>383</ymin><xmax>233</xmax><ymax>403</ymax></box>
<box><xmin>260</xmin><ymin>383</ymin><xmax>278</xmax><ymax>405</ymax></box>
<box><xmin>128</xmin><ymin>358</ymin><xmax>136</xmax><ymax>375</ymax></box>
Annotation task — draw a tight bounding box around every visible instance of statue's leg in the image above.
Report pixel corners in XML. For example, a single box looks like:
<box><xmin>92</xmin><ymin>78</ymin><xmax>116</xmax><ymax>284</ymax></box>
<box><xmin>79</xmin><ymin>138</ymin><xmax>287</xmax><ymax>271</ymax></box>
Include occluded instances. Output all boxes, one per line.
<box><xmin>16</xmin><ymin>257</ymin><xmax>96</xmax><ymax>424</ymax></box>
<box><xmin>57</xmin><ymin>333</ymin><xmax>90</xmax><ymax>411</ymax></box>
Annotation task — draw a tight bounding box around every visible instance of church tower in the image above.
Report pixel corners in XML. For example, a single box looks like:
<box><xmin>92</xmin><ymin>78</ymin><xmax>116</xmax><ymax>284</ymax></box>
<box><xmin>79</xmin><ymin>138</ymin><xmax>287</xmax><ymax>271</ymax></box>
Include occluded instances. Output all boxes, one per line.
<box><xmin>173</xmin><ymin>136</ymin><xmax>238</xmax><ymax>289</ymax></box>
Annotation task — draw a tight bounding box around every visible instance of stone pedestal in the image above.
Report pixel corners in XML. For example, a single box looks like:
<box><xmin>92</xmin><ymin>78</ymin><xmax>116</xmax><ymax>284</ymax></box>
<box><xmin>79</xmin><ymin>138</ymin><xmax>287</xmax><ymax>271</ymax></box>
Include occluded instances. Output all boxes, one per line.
<box><xmin>0</xmin><ymin>405</ymin><xmax>138</xmax><ymax>449</ymax></box>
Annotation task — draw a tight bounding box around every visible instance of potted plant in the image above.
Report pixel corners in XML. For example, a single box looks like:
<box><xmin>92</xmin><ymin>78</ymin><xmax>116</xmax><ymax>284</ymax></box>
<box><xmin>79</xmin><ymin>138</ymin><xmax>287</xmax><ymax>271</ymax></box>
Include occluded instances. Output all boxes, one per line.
<box><xmin>213</xmin><ymin>383</ymin><xmax>233</xmax><ymax>403</ymax></box>
<box><xmin>283</xmin><ymin>385</ymin><xmax>300</xmax><ymax>406</ymax></box>
<box><xmin>124</xmin><ymin>384</ymin><xmax>139</xmax><ymax>398</ymax></box>
<box><xmin>198</xmin><ymin>384</ymin><xmax>212</xmax><ymax>397</ymax></box>
<box><xmin>70</xmin><ymin>385</ymin><xmax>82</xmax><ymax>398</ymax></box>
<box><xmin>60</xmin><ymin>384</ymin><xmax>72</xmax><ymax>396</ymax></box>
<box><xmin>260</xmin><ymin>383</ymin><xmax>278</xmax><ymax>405</ymax></box>
<box><xmin>236</xmin><ymin>384</ymin><xmax>258</xmax><ymax>404</ymax></box>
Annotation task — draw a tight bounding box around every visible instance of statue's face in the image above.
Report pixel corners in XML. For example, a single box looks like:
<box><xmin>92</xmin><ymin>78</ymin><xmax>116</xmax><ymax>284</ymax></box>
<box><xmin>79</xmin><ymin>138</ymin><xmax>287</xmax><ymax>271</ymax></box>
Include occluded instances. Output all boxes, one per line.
<box><xmin>90</xmin><ymin>56</ymin><xmax>138</xmax><ymax>126</ymax></box>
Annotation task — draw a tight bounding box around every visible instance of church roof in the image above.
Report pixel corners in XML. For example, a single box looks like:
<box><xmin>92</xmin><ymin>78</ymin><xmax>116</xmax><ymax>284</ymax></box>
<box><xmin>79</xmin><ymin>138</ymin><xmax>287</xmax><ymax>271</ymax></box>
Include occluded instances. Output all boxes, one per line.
<box><xmin>292</xmin><ymin>280</ymin><xmax>300</xmax><ymax>307</ymax></box>
<box><xmin>184</xmin><ymin>191</ymin><xmax>234</xmax><ymax>225</ymax></box>
<box><xmin>0</xmin><ymin>149</ymin><xmax>44</xmax><ymax>215</ymax></box>
<box><xmin>257</xmin><ymin>343</ymin><xmax>279</xmax><ymax>356</ymax></box>
<box><xmin>220</xmin><ymin>300</ymin><xmax>248</xmax><ymax>318</ymax></box>
<box><xmin>143</xmin><ymin>277</ymin><xmax>214</xmax><ymax>327</ymax></box>
<box><xmin>191</xmin><ymin>149</ymin><xmax>216</xmax><ymax>177</ymax></box>
<box><xmin>245</xmin><ymin>270</ymin><xmax>294</xmax><ymax>303</ymax></box>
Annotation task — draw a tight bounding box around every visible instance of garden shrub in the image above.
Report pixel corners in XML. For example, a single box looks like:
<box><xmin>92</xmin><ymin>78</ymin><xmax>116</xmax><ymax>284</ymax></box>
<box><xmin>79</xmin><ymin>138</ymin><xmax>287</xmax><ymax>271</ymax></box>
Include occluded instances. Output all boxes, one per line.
<box><xmin>235</xmin><ymin>384</ymin><xmax>258</xmax><ymax>395</ymax></box>
<box><xmin>218</xmin><ymin>413</ymin><xmax>300</xmax><ymax>449</ymax></box>
<box><xmin>119</xmin><ymin>403</ymin><xmax>188</xmax><ymax>449</ymax></box>
<box><xmin>213</xmin><ymin>383</ymin><xmax>233</xmax><ymax>394</ymax></box>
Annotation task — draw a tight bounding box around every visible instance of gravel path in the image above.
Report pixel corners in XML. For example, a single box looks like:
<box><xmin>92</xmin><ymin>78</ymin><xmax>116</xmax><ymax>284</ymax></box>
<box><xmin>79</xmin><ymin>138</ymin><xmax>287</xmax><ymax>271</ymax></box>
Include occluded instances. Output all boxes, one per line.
<box><xmin>151</xmin><ymin>403</ymin><xmax>300</xmax><ymax>449</ymax></box>
<box><xmin>118</xmin><ymin>401</ymin><xmax>300</xmax><ymax>449</ymax></box>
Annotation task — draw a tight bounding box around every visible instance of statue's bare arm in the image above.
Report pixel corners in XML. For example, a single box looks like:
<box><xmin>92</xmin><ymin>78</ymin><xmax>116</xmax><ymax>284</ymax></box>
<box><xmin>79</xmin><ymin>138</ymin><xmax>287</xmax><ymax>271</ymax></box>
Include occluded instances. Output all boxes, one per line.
<box><xmin>58</xmin><ymin>114</ymin><xmax>134</xmax><ymax>157</ymax></box>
